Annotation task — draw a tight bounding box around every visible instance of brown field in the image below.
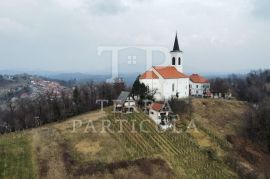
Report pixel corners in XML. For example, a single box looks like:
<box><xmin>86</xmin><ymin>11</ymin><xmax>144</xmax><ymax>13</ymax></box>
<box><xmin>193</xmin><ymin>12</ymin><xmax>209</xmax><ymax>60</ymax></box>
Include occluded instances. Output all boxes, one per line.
<box><xmin>26</xmin><ymin>109</ymin><xmax>176</xmax><ymax>179</ymax></box>
<box><xmin>1</xmin><ymin>99</ymin><xmax>270</xmax><ymax>178</ymax></box>
<box><xmin>191</xmin><ymin>98</ymin><xmax>270</xmax><ymax>178</ymax></box>
<box><xmin>192</xmin><ymin>98</ymin><xmax>249</xmax><ymax>137</ymax></box>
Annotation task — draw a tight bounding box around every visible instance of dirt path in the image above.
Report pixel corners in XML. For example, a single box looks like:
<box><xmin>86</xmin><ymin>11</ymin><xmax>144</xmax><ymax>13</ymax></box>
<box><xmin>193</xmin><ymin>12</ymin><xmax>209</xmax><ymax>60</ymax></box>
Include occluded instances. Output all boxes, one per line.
<box><xmin>53</xmin><ymin>110</ymin><xmax>107</xmax><ymax>131</ymax></box>
<box><xmin>30</xmin><ymin>110</ymin><xmax>107</xmax><ymax>179</ymax></box>
<box><xmin>31</xmin><ymin>128</ymin><xmax>67</xmax><ymax>179</ymax></box>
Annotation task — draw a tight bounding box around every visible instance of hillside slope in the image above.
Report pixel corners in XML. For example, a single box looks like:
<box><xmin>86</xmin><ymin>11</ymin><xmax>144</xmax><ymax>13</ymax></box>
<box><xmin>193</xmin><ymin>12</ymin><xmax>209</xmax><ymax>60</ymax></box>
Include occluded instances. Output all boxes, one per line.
<box><xmin>1</xmin><ymin>99</ymin><xmax>264</xmax><ymax>178</ymax></box>
<box><xmin>192</xmin><ymin>98</ymin><xmax>249</xmax><ymax>137</ymax></box>
<box><xmin>191</xmin><ymin>99</ymin><xmax>270</xmax><ymax>178</ymax></box>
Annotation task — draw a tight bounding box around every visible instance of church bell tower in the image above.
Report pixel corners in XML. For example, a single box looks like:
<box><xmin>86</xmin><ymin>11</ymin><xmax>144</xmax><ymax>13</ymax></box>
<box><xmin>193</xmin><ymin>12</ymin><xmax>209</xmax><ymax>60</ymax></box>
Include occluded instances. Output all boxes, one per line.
<box><xmin>170</xmin><ymin>33</ymin><xmax>183</xmax><ymax>72</ymax></box>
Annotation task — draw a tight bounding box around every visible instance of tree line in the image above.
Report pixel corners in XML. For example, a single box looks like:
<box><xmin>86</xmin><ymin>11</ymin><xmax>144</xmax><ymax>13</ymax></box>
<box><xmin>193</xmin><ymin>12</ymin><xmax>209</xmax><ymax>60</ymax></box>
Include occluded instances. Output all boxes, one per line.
<box><xmin>0</xmin><ymin>81</ymin><xmax>125</xmax><ymax>133</ymax></box>
<box><xmin>210</xmin><ymin>69</ymin><xmax>270</xmax><ymax>151</ymax></box>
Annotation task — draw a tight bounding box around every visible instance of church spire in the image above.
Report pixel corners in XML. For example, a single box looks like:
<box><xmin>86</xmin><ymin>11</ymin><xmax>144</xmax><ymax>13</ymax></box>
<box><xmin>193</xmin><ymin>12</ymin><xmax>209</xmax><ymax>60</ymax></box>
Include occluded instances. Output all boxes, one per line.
<box><xmin>171</xmin><ymin>33</ymin><xmax>182</xmax><ymax>52</ymax></box>
<box><xmin>170</xmin><ymin>32</ymin><xmax>183</xmax><ymax>72</ymax></box>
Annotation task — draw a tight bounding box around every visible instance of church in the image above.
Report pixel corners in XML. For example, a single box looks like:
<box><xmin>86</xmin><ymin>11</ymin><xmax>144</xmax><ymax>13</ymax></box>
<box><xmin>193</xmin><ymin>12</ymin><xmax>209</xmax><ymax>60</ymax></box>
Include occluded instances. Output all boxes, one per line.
<box><xmin>139</xmin><ymin>34</ymin><xmax>210</xmax><ymax>101</ymax></box>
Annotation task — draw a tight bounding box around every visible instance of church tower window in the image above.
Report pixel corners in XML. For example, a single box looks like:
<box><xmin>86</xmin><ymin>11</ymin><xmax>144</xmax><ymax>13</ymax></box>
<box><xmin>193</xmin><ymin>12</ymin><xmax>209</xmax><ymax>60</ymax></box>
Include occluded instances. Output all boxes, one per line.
<box><xmin>178</xmin><ymin>57</ymin><xmax>181</xmax><ymax>65</ymax></box>
<box><xmin>172</xmin><ymin>57</ymin><xmax>175</xmax><ymax>65</ymax></box>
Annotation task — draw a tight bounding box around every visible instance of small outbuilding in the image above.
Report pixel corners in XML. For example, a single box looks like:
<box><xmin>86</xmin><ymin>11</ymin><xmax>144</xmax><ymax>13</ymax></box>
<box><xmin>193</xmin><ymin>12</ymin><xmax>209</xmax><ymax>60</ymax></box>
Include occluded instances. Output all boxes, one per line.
<box><xmin>149</xmin><ymin>102</ymin><xmax>177</xmax><ymax>129</ymax></box>
<box><xmin>114</xmin><ymin>91</ymin><xmax>136</xmax><ymax>113</ymax></box>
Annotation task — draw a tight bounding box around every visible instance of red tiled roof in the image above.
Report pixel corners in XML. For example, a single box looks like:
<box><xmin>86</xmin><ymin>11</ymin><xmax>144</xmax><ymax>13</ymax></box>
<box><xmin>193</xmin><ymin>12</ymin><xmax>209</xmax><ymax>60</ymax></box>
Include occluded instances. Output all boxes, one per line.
<box><xmin>153</xmin><ymin>66</ymin><xmax>189</xmax><ymax>79</ymax></box>
<box><xmin>151</xmin><ymin>102</ymin><xmax>164</xmax><ymax>111</ymax></box>
<box><xmin>140</xmin><ymin>71</ymin><xmax>159</xmax><ymax>79</ymax></box>
<box><xmin>190</xmin><ymin>74</ymin><xmax>209</xmax><ymax>83</ymax></box>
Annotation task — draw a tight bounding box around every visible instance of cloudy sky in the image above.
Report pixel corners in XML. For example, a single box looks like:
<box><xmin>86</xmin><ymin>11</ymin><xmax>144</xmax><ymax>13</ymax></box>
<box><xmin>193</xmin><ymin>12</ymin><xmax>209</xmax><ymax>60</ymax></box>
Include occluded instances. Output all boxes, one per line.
<box><xmin>0</xmin><ymin>0</ymin><xmax>269</xmax><ymax>75</ymax></box>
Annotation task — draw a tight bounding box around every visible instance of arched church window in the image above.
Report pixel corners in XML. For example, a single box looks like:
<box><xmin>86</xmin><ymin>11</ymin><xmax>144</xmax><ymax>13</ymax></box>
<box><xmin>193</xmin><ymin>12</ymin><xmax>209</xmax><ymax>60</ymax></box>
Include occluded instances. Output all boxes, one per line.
<box><xmin>178</xmin><ymin>57</ymin><xmax>181</xmax><ymax>65</ymax></box>
<box><xmin>172</xmin><ymin>57</ymin><xmax>175</xmax><ymax>65</ymax></box>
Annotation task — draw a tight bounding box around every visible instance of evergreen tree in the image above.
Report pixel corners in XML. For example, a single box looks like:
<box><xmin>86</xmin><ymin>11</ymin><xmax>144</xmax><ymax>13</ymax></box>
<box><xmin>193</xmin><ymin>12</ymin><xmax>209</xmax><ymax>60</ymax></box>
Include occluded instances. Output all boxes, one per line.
<box><xmin>131</xmin><ymin>75</ymin><xmax>156</xmax><ymax>102</ymax></box>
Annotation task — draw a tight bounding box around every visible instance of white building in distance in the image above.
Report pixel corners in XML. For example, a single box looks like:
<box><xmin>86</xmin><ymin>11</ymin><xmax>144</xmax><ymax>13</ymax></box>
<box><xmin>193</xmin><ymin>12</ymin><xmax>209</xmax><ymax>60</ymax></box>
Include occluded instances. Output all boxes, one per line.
<box><xmin>139</xmin><ymin>33</ymin><xmax>210</xmax><ymax>101</ymax></box>
<box><xmin>189</xmin><ymin>74</ymin><xmax>211</xmax><ymax>97</ymax></box>
<box><xmin>140</xmin><ymin>34</ymin><xmax>189</xmax><ymax>101</ymax></box>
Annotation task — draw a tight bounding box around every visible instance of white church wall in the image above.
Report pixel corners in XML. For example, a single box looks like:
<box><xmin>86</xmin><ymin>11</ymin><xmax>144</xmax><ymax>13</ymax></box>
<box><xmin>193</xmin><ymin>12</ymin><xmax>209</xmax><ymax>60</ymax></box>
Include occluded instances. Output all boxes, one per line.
<box><xmin>178</xmin><ymin>78</ymin><xmax>190</xmax><ymax>98</ymax></box>
<box><xmin>140</xmin><ymin>78</ymin><xmax>190</xmax><ymax>100</ymax></box>
<box><xmin>139</xmin><ymin>79</ymin><xmax>164</xmax><ymax>101</ymax></box>
<box><xmin>162</xmin><ymin>78</ymin><xmax>189</xmax><ymax>99</ymax></box>
<box><xmin>139</xmin><ymin>34</ymin><xmax>193</xmax><ymax>101</ymax></box>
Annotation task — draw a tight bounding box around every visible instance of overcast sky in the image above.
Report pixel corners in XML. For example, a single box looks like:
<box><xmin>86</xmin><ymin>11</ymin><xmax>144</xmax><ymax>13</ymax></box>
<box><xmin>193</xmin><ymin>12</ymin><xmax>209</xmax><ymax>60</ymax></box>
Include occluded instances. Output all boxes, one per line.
<box><xmin>0</xmin><ymin>0</ymin><xmax>269</xmax><ymax>75</ymax></box>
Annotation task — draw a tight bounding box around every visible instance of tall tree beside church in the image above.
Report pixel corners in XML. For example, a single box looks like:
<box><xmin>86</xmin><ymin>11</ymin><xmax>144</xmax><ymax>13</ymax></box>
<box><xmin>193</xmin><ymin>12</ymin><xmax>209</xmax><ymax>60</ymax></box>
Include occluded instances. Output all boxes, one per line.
<box><xmin>131</xmin><ymin>75</ymin><xmax>149</xmax><ymax>100</ymax></box>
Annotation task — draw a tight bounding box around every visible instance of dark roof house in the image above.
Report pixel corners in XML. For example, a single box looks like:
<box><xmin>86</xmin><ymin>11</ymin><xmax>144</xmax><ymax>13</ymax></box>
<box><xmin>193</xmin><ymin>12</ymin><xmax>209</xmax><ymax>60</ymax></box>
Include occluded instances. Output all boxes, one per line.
<box><xmin>117</xmin><ymin>91</ymin><xmax>130</xmax><ymax>105</ymax></box>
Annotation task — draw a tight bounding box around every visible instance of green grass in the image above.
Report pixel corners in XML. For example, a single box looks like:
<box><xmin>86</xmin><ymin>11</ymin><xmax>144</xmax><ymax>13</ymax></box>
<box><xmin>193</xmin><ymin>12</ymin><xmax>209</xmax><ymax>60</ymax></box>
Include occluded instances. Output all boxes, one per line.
<box><xmin>0</xmin><ymin>133</ymin><xmax>35</xmax><ymax>179</ymax></box>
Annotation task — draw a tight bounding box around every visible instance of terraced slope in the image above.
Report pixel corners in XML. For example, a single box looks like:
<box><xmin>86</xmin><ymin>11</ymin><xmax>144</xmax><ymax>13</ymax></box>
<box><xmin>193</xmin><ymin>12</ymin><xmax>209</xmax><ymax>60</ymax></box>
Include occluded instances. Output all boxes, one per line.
<box><xmin>106</xmin><ymin>110</ymin><xmax>238</xmax><ymax>178</ymax></box>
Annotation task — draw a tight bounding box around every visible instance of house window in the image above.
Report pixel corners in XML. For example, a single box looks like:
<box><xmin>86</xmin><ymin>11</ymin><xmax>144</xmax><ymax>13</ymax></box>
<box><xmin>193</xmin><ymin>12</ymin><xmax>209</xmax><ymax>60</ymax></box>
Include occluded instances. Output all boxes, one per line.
<box><xmin>203</xmin><ymin>84</ymin><xmax>210</xmax><ymax>88</ymax></box>
<box><xmin>178</xmin><ymin>57</ymin><xmax>181</xmax><ymax>65</ymax></box>
<box><xmin>172</xmin><ymin>57</ymin><xmax>175</xmax><ymax>65</ymax></box>
<box><xmin>196</xmin><ymin>85</ymin><xmax>199</xmax><ymax>88</ymax></box>
<box><xmin>172</xmin><ymin>83</ymin><xmax>175</xmax><ymax>92</ymax></box>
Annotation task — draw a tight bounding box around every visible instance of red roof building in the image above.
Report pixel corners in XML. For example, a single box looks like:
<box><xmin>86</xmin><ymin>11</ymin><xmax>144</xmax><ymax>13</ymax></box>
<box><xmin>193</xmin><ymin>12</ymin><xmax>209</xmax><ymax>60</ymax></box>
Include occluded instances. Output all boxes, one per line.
<box><xmin>153</xmin><ymin>66</ymin><xmax>189</xmax><ymax>79</ymax></box>
<box><xmin>140</xmin><ymin>71</ymin><xmax>159</xmax><ymax>79</ymax></box>
<box><xmin>138</xmin><ymin>33</ymin><xmax>210</xmax><ymax>100</ymax></box>
<box><xmin>139</xmin><ymin>66</ymin><xmax>189</xmax><ymax>80</ymax></box>
<box><xmin>151</xmin><ymin>102</ymin><xmax>164</xmax><ymax>111</ymax></box>
<box><xmin>189</xmin><ymin>74</ymin><xmax>209</xmax><ymax>83</ymax></box>
<box><xmin>189</xmin><ymin>74</ymin><xmax>210</xmax><ymax>97</ymax></box>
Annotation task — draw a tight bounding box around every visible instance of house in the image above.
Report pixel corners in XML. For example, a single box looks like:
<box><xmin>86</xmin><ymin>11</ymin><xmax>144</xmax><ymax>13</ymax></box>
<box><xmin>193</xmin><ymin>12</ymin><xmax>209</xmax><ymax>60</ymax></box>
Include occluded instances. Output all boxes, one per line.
<box><xmin>114</xmin><ymin>91</ymin><xmax>136</xmax><ymax>113</ymax></box>
<box><xmin>189</xmin><ymin>74</ymin><xmax>211</xmax><ymax>97</ymax></box>
<box><xmin>149</xmin><ymin>102</ymin><xmax>177</xmax><ymax>129</ymax></box>
<box><xmin>139</xmin><ymin>34</ymin><xmax>190</xmax><ymax>101</ymax></box>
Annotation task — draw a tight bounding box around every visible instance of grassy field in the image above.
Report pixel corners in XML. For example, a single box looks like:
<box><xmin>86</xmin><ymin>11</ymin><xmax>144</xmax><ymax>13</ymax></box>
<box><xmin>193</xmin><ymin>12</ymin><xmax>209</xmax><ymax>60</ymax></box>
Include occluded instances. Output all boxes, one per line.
<box><xmin>192</xmin><ymin>98</ymin><xmax>249</xmax><ymax>137</ymax></box>
<box><xmin>0</xmin><ymin>132</ymin><xmax>36</xmax><ymax>179</ymax></box>
<box><xmin>0</xmin><ymin>100</ymin><xmax>245</xmax><ymax>179</ymax></box>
